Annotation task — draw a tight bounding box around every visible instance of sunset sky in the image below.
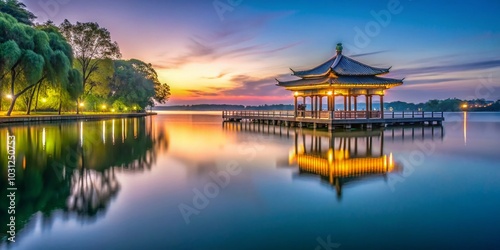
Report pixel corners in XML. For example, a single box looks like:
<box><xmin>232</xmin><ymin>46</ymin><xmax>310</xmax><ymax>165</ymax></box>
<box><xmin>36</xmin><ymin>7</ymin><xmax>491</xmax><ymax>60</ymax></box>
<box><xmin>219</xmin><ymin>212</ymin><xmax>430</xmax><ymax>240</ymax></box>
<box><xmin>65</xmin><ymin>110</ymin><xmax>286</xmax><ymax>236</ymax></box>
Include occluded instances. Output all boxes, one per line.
<box><xmin>22</xmin><ymin>0</ymin><xmax>500</xmax><ymax>105</ymax></box>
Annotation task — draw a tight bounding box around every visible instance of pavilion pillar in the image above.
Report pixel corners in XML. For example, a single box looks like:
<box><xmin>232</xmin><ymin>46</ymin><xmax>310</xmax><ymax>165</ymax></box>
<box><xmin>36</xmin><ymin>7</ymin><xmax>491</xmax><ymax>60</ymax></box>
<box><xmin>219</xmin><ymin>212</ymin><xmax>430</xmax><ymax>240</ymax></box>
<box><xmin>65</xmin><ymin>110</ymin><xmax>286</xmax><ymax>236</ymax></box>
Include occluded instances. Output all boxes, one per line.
<box><xmin>343</xmin><ymin>95</ymin><xmax>347</xmax><ymax>111</ymax></box>
<box><xmin>354</xmin><ymin>96</ymin><xmax>358</xmax><ymax>118</ymax></box>
<box><xmin>327</xmin><ymin>96</ymin><xmax>332</xmax><ymax>111</ymax></box>
<box><xmin>354</xmin><ymin>96</ymin><xmax>358</xmax><ymax>111</ymax></box>
<box><xmin>365</xmin><ymin>95</ymin><xmax>370</xmax><ymax>119</ymax></box>
<box><xmin>309</xmin><ymin>96</ymin><xmax>313</xmax><ymax>118</ymax></box>
<box><xmin>313</xmin><ymin>95</ymin><xmax>317</xmax><ymax>118</ymax></box>
<box><xmin>319</xmin><ymin>96</ymin><xmax>323</xmax><ymax>118</ymax></box>
<box><xmin>380</xmin><ymin>95</ymin><xmax>384</xmax><ymax>119</ymax></box>
<box><xmin>369</xmin><ymin>95</ymin><xmax>373</xmax><ymax>118</ymax></box>
<box><xmin>294</xmin><ymin>96</ymin><xmax>298</xmax><ymax>118</ymax></box>
<box><xmin>332</xmin><ymin>95</ymin><xmax>336</xmax><ymax>119</ymax></box>
<box><xmin>348</xmin><ymin>95</ymin><xmax>352</xmax><ymax>112</ymax></box>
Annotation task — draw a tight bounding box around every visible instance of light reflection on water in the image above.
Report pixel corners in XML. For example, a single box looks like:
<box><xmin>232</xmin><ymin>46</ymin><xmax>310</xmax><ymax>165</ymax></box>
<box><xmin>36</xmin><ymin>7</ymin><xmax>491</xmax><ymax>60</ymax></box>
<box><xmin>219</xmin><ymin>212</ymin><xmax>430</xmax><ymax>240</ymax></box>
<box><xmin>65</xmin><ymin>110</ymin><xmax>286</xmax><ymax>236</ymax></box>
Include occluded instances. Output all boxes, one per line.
<box><xmin>1</xmin><ymin>112</ymin><xmax>500</xmax><ymax>249</ymax></box>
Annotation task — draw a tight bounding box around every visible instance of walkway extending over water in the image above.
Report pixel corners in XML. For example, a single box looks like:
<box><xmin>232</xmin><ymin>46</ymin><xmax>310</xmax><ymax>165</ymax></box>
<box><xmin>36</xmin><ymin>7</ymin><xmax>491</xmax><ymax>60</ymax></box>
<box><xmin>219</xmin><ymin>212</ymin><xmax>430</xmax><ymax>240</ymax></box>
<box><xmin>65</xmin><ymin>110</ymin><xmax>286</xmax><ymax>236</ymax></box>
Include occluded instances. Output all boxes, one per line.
<box><xmin>222</xmin><ymin>110</ymin><xmax>444</xmax><ymax>131</ymax></box>
<box><xmin>0</xmin><ymin>112</ymin><xmax>156</xmax><ymax>125</ymax></box>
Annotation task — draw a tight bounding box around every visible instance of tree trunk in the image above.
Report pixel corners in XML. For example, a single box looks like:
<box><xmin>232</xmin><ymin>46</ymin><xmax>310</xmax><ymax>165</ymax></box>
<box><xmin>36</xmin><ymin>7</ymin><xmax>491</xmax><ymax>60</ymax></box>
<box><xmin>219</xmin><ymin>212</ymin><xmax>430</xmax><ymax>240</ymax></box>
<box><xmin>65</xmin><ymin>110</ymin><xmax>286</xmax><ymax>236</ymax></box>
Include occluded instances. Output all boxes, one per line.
<box><xmin>76</xmin><ymin>98</ymin><xmax>80</xmax><ymax>114</ymax></box>
<box><xmin>26</xmin><ymin>87</ymin><xmax>36</xmax><ymax>115</ymax></box>
<box><xmin>34</xmin><ymin>83</ymin><xmax>42</xmax><ymax>112</ymax></box>
<box><xmin>58</xmin><ymin>98</ymin><xmax>62</xmax><ymax>115</ymax></box>
<box><xmin>6</xmin><ymin>96</ymin><xmax>17</xmax><ymax>116</ymax></box>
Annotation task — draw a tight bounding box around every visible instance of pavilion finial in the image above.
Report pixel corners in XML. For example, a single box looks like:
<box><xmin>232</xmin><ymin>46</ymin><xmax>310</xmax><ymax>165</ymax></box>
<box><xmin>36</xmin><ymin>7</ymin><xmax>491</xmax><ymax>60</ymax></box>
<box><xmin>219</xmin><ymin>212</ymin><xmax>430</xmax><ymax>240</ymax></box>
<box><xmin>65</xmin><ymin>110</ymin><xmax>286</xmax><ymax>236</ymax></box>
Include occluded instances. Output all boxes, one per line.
<box><xmin>336</xmin><ymin>43</ymin><xmax>343</xmax><ymax>55</ymax></box>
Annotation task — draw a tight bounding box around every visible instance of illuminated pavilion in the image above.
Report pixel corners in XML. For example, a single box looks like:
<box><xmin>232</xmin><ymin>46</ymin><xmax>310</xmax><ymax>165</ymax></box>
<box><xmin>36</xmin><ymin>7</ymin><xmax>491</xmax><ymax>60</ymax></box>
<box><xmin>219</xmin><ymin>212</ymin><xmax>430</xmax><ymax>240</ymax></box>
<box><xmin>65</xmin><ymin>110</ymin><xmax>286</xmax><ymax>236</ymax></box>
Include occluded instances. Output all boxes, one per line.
<box><xmin>277</xmin><ymin>43</ymin><xmax>404</xmax><ymax>119</ymax></box>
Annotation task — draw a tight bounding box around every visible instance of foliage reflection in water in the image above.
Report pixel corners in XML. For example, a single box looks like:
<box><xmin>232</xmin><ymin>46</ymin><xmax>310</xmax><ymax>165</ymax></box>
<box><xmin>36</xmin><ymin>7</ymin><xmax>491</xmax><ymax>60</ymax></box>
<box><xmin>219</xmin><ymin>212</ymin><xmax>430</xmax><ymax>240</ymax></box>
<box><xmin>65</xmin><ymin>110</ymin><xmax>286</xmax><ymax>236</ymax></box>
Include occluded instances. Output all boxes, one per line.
<box><xmin>0</xmin><ymin>117</ymin><xmax>168</xmax><ymax>244</ymax></box>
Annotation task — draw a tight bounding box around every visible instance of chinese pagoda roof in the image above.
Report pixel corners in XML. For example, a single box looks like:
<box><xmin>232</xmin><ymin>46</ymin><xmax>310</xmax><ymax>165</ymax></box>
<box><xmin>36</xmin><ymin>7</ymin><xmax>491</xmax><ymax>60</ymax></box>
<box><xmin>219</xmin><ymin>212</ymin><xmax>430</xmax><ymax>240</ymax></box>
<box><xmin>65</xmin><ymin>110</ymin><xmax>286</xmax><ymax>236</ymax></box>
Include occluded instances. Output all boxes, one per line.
<box><xmin>291</xmin><ymin>54</ymin><xmax>391</xmax><ymax>77</ymax></box>
<box><xmin>277</xmin><ymin>75</ymin><xmax>403</xmax><ymax>88</ymax></box>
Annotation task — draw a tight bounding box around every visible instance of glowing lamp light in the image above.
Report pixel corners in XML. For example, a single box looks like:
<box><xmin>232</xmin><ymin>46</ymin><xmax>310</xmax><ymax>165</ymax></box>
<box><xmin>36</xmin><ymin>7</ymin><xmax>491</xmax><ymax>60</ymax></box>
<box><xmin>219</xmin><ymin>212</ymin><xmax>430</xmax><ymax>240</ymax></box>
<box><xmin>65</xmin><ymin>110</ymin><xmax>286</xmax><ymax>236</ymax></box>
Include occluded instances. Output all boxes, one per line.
<box><xmin>133</xmin><ymin>106</ymin><xmax>137</xmax><ymax>110</ymax></box>
<box><xmin>294</xmin><ymin>92</ymin><xmax>299</xmax><ymax>96</ymax></box>
<box><xmin>101</xmin><ymin>105</ymin><xmax>107</xmax><ymax>110</ymax></box>
<box><xmin>111</xmin><ymin>109</ymin><xmax>116</xmax><ymax>112</ymax></box>
<box><xmin>79</xmin><ymin>103</ymin><xmax>85</xmax><ymax>107</ymax></box>
<box><xmin>327</xmin><ymin>91</ymin><xmax>333</xmax><ymax>96</ymax></box>
<box><xmin>462</xmin><ymin>104</ymin><xmax>468</xmax><ymax>109</ymax></box>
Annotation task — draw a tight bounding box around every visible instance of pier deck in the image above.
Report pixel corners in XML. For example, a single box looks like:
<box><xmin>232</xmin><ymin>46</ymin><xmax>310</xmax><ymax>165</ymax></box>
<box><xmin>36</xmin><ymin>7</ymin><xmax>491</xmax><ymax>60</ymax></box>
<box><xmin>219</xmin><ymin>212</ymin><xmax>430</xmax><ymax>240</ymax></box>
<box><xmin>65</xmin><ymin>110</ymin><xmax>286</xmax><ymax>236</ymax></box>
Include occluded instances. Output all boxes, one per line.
<box><xmin>222</xmin><ymin>110</ymin><xmax>444</xmax><ymax>131</ymax></box>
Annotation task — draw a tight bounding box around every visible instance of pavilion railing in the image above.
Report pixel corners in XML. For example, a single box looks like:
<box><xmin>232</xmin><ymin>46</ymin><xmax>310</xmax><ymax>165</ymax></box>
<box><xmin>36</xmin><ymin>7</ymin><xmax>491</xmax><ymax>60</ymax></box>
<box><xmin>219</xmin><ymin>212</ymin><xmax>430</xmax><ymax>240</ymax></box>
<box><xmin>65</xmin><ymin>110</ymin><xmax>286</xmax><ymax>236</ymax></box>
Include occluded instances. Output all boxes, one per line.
<box><xmin>222</xmin><ymin>111</ymin><xmax>444</xmax><ymax>120</ymax></box>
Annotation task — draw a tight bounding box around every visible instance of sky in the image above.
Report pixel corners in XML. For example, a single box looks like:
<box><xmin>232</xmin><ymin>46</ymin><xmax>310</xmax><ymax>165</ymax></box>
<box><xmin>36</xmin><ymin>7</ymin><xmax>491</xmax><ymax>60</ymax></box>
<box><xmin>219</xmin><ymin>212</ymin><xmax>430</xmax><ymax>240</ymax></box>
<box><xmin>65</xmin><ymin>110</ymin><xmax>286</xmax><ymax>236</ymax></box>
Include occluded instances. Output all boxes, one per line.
<box><xmin>21</xmin><ymin>0</ymin><xmax>500</xmax><ymax>105</ymax></box>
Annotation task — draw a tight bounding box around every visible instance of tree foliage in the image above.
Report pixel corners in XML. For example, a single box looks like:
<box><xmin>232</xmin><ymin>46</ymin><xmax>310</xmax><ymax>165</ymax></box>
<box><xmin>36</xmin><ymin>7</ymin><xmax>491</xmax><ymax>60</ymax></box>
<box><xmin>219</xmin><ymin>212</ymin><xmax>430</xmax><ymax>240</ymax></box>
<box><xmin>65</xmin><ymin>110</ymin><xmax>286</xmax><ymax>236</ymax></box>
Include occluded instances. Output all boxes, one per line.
<box><xmin>109</xmin><ymin>59</ymin><xmax>159</xmax><ymax>110</ymax></box>
<box><xmin>1</xmin><ymin>3</ymin><xmax>170</xmax><ymax>115</ymax></box>
<box><xmin>59</xmin><ymin>20</ymin><xmax>121</xmax><ymax>112</ymax></box>
<box><xmin>0</xmin><ymin>0</ymin><xmax>36</xmax><ymax>25</ymax></box>
<box><xmin>0</xmin><ymin>13</ymin><xmax>80</xmax><ymax>115</ymax></box>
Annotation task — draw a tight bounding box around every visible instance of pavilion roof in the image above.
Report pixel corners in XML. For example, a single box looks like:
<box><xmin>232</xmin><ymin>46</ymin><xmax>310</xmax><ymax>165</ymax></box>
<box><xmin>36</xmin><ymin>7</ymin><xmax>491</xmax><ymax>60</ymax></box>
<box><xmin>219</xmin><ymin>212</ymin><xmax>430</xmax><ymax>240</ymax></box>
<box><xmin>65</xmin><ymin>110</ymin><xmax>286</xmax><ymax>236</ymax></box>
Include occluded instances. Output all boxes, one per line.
<box><xmin>277</xmin><ymin>75</ymin><xmax>403</xmax><ymax>88</ymax></box>
<box><xmin>291</xmin><ymin>54</ymin><xmax>391</xmax><ymax>77</ymax></box>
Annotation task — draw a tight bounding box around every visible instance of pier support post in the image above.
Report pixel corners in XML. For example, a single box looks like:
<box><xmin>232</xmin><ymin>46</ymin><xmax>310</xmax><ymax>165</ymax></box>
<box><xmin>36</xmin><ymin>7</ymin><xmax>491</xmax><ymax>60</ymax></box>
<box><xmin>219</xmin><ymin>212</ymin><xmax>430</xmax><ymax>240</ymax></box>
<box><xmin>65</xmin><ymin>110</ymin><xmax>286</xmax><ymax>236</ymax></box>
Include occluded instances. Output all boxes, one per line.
<box><xmin>328</xmin><ymin>124</ymin><xmax>334</xmax><ymax>132</ymax></box>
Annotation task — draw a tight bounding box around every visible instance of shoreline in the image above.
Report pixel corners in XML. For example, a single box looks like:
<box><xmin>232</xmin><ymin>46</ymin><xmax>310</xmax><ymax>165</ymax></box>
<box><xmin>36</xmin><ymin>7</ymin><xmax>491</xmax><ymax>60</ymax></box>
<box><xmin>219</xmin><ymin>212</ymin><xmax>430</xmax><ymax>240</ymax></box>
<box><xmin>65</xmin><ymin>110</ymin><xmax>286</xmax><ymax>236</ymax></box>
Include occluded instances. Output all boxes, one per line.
<box><xmin>0</xmin><ymin>112</ymin><xmax>157</xmax><ymax>125</ymax></box>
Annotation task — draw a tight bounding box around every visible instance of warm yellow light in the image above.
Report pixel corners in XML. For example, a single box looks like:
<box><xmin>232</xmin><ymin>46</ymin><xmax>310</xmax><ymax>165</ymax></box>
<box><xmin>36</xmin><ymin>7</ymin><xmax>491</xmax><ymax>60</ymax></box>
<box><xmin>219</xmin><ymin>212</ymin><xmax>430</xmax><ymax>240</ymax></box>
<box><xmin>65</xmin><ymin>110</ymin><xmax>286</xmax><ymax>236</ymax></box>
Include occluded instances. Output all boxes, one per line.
<box><xmin>327</xmin><ymin>91</ymin><xmax>333</xmax><ymax>96</ymax></box>
<box><xmin>79</xmin><ymin>103</ymin><xmax>85</xmax><ymax>107</ymax></box>
<box><xmin>41</xmin><ymin>98</ymin><xmax>47</xmax><ymax>103</ymax></box>
<box><xmin>124</xmin><ymin>107</ymin><xmax>128</xmax><ymax>111</ymax></box>
<box><xmin>6</xmin><ymin>94</ymin><xmax>13</xmax><ymax>99</ymax></box>
<box><xmin>111</xmin><ymin>109</ymin><xmax>116</xmax><ymax>112</ymax></box>
<box><xmin>294</xmin><ymin>92</ymin><xmax>299</xmax><ymax>96</ymax></box>
<box><xmin>101</xmin><ymin>105</ymin><xmax>107</xmax><ymax>109</ymax></box>
<box><xmin>133</xmin><ymin>106</ymin><xmax>137</xmax><ymax>110</ymax></box>
<box><xmin>462</xmin><ymin>104</ymin><xmax>468</xmax><ymax>109</ymax></box>
<box><xmin>328</xmin><ymin>149</ymin><xmax>334</xmax><ymax>164</ymax></box>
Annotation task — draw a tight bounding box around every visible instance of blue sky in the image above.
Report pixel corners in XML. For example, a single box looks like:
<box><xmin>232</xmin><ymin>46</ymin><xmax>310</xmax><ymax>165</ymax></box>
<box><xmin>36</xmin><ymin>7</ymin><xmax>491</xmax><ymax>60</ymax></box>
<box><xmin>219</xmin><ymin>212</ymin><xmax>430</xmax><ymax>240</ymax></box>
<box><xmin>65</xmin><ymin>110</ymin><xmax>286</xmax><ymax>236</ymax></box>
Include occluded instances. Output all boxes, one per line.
<box><xmin>23</xmin><ymin>0</ymin><xmax>500</xmax><ymax>105</ymax></box>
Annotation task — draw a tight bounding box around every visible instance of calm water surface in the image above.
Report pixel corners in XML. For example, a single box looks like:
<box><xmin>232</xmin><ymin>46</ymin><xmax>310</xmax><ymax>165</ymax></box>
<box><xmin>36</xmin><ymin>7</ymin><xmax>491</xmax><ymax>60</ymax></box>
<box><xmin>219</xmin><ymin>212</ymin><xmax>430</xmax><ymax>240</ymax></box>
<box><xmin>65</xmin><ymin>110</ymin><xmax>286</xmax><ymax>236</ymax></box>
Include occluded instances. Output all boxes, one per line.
<box><xmin>1</xmin><ymin>112</ymin><xmax>500</xmax><ymax>249</ymax></box>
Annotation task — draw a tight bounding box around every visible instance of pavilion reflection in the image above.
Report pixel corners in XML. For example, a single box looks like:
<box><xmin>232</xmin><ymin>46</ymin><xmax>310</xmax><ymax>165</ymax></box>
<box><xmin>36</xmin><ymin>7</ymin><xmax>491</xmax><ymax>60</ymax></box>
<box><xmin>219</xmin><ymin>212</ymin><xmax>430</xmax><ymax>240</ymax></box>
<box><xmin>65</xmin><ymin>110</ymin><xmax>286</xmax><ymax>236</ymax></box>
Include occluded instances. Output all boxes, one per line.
<box><xmin>0</xmin><ymin>116</ymin><xmax>168</xmax><ymax>244</ymax></box>
<box><xmin>224</xmin><ymin>122</ymin><xmax>444</xmax><ymax>199</ymax></box>
<box><xmin>288</xmin><ymin>131</ymin><xmax>401</xmax><ymax>199</ymax></box>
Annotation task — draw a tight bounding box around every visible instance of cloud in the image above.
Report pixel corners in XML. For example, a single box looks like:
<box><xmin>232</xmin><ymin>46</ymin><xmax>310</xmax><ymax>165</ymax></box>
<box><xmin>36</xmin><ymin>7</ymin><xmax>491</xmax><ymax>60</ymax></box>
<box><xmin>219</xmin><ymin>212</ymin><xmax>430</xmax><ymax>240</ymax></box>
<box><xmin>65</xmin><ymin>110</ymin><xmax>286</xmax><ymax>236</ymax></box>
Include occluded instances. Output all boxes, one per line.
<box><xmin>155</xmin><ymin>11</ymin><xmax>299</xmax><ymax>69</ymax></box>
<box><xmin>350</xmin><ymin>50</ymin><xmax>389</xmax><ymax>58</ymax></box>
<box><xmin>404</xmin><ymin>78</ymin><xmax>467</xmax><ymax>85</ymax></box>
<box><xmin>392</xmin><ymin>58</ymin><xmax>500</xmax><ymax>78</ymax></box>
<box><xmin>220</xmin><ymin>74</ymin><xmax>290</xmax><ymax>96</ymax></box>
<box><xmin>202</xmin><ymin>71</ymin><xmax>229</xmax><ymax>80</ymax></box>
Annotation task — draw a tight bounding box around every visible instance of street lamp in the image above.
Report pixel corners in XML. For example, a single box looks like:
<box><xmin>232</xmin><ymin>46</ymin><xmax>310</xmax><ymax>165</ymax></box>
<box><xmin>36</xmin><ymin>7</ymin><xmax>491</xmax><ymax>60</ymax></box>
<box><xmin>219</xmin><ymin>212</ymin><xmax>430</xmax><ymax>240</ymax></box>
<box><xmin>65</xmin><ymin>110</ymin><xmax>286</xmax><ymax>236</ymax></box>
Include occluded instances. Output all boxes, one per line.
<box><xmin>461</xmin><ymin>103</ymin><xmax>468</xmax><ymax>111</ymax></box>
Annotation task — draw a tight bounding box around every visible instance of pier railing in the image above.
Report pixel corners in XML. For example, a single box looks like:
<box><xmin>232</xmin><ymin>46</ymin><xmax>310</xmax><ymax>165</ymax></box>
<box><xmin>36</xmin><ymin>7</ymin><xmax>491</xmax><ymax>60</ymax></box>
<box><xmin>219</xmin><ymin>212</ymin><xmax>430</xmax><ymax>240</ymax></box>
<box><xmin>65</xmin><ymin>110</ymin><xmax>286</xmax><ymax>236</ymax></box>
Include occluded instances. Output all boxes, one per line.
<box><xmin>223</xmin><ymin>110</ymin><xmax>444</xmax><ymax>120</ymax></box>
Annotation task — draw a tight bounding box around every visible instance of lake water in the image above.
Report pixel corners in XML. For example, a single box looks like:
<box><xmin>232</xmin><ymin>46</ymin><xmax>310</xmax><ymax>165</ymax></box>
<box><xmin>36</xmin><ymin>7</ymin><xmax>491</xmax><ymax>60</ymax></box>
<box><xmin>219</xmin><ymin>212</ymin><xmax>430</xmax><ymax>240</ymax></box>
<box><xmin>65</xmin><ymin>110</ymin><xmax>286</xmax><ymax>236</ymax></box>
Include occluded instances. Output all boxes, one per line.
<box><xmin>1</xmin><ymin>112</ymin><xmax>500</xmax><ymax>249</ymax></box>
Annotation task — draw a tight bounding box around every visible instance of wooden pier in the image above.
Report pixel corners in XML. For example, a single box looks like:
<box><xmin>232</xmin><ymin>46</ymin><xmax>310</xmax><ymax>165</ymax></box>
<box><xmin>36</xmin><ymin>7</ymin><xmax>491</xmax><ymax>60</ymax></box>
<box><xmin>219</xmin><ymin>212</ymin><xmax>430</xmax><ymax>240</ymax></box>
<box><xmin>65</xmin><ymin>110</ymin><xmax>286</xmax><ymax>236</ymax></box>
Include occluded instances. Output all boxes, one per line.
<box><xmin>222</xmin><ymin>110</ymin><xmax>444</xmax><ymax>131</ymax></box>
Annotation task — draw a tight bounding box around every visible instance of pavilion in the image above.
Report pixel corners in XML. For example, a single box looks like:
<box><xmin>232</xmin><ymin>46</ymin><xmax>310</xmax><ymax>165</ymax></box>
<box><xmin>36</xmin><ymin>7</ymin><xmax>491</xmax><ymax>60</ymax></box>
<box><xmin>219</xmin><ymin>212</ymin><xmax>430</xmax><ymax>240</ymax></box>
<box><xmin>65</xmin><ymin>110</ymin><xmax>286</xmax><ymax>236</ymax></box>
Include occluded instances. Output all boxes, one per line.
<box><xmin>276</xmin><ymin>43</ymin><xmax>403</xmax><ymax>119</ymax></box>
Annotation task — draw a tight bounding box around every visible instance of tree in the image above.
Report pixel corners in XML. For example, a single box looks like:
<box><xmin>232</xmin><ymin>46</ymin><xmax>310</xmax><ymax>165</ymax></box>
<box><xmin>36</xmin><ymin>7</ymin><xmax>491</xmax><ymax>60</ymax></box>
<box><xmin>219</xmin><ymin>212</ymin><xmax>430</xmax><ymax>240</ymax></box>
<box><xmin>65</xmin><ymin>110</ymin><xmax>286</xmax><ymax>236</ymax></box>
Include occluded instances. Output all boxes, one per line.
<box><xmin>59</xmin><ymin>20</ymin><xmax>121</xmax><ymax>114</ymax></box>
<box><xmin>0</xmin><ymin>0</ymin><xmax>36</xmax><ymax>25</ymax></box>
<box><xmin>0</xmin><ymin>13</ymin><xmax>77</xmax><ymax>116</ymax></box>
<box><xmin>109</xmin><ymin>59</ymin><xmax>170</xmax><ymax>110</ymax></box>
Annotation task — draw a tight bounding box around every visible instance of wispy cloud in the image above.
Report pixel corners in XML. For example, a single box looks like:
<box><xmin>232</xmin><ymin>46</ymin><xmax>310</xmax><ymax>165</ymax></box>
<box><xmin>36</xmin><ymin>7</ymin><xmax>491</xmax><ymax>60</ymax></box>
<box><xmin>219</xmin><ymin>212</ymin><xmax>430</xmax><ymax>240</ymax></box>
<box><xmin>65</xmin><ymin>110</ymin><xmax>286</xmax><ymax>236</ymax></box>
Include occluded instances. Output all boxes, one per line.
<box><xmin>350</xmin><ymin>50</ymin><xmax>388</xmax><ymax>58</ymax></box>
<box><xmin>391</xmin><ymin>58</ymin><xmax>500</xmax><ymax>80</ymax></box>
<box><xmin>155</xmin><ymin>11</ymin><xmax>298</xmax><ymax>69</ymax></box>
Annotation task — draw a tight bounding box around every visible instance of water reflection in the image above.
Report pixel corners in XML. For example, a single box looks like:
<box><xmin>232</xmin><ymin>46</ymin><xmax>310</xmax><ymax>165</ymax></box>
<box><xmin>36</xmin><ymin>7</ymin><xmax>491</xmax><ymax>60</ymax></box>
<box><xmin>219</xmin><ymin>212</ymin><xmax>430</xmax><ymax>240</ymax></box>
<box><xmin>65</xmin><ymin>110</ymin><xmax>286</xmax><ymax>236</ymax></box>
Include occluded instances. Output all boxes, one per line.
<box><xmin>225</xmin><ymin>122</ymin><xmax>443</xmax><ymax>199</ymax></box>
<box><xmin>289</xmin><ymin>131</ymin><xmax>401</xmax><ymax>200</ymax></box>
<box><xmin>0</xmin><ymin>117</ymin><xmax>168</xmax><ymax>244</ymax></box>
